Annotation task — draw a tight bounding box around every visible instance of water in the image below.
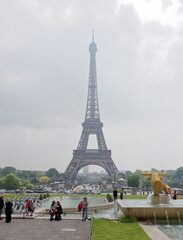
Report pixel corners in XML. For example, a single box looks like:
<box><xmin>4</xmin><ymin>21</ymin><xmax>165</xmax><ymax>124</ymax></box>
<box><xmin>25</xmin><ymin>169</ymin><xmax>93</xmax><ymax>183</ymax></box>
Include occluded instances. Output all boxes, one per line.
<box><xmin>177</xmin><ymin>211</ymin><xmax>181</xmax><ymax>225</ymax></box>
<box><xmin>157</xmin><ymin>224</ymin><xmax>183</xmax><ymax>240</ymax></box>
<box><xmin>153</xmin><ymin>211</ymin><xmax>156</xmax><ymax>225</ymax></box>
<box><xmin>119</xmin><ymin>199</ymin><xmax>183</xmax><ymax>207</ymax></box>
<box><xmin>39</xmin><ymin>206</ymin><xmax>124</xmax><ymax>219</ymax></box>
<box><xmin>41</xmin><ymin>196</ymin><xmax>106</xmax><ymax>208</ymax></box>
<box><xmin>165</xmin><ymin>210</ymin><xmax>170</xmax><ymax>225</ymax></box>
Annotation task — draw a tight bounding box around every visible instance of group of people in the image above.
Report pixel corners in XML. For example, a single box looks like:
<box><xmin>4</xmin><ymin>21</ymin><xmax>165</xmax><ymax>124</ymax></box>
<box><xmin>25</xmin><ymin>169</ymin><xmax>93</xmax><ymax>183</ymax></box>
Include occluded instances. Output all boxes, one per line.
<box><xmin>49</xmin><ymin>197</ymin><xmax>89</xmax><ymax>222</ymax></box>
<box><xmin>0</xmin><ymin>196</ymin><xmax>13</xmax><ymax>223</ymax></box>
<box><xmin>24</xmin><ymin>199</ymin><xmax>35</xmax><ymax>216</ymax></box>
<box><xmin>49</xmin><ymin>200</ymin><xmax>63</xmax><ymax>221</ymax></box>
<box><xmin>113</xmin><ymin>188</ymin><xmax>124</xmax><ymax>201</ymax></box>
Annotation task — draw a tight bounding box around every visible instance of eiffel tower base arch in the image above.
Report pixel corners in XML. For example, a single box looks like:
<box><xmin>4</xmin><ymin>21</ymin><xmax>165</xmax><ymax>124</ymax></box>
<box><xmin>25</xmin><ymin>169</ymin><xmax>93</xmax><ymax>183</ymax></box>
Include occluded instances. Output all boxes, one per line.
<box><xmin>65</xmin><ymin>150</ymin><xmax>119</xmax><ymax>180</ymax></box>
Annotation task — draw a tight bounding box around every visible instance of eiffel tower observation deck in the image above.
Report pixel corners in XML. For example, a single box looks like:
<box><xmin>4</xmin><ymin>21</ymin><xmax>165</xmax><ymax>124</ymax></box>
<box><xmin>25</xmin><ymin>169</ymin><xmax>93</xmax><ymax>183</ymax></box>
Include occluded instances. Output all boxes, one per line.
<box><xmin>65</xmin><ymin>32</ymin><xmax>119</xmax><ymax>180</ymax></box>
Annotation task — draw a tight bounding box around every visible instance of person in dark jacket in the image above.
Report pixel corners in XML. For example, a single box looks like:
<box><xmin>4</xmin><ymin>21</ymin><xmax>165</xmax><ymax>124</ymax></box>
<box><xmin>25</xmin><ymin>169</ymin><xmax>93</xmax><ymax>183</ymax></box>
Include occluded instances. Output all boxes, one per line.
<box><xmin>113</xmin><ymin>188</ymin><xmax>118</xmax><ymax>201</ymax></box>
<box><xmin>0</xmin><ymin>195</ymin><xmax>4</xmax><ymax>220</ymax></box>
<box><xmin>55</xmin><ymin>201</ymin><xmax>63</xmax><ymax>221</ymax></box>
<box><xmin>5</xmin><ymin>199</ymin><xmax>13</xmax><ymax>223</ymax></box>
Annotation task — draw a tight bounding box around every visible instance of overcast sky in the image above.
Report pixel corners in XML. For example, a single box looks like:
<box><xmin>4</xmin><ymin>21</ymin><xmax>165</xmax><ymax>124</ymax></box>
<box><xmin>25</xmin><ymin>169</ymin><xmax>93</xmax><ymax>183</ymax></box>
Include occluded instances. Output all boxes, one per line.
<box><xmin>1</xmin><ymin>0</ymin><xmax>183</xmax><ymax>173</ymax></box>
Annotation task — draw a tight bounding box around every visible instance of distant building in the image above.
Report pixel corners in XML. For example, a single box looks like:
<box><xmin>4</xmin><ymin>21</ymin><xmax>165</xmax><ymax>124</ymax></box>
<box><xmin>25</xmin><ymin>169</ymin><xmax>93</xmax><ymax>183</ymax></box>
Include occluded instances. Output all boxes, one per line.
<box><xmin>83</xmin><ymin>166</ymin><xmax>89</xmax><ymax>174</ymax></box>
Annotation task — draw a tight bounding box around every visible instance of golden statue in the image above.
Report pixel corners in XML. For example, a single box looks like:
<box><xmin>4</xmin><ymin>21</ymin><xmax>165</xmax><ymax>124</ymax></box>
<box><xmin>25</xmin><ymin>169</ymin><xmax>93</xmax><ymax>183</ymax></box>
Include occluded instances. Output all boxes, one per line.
<box><xmin>141</xmin><ymin>171</ymin><xmax>171</xmax><ymax>196</ymax></box>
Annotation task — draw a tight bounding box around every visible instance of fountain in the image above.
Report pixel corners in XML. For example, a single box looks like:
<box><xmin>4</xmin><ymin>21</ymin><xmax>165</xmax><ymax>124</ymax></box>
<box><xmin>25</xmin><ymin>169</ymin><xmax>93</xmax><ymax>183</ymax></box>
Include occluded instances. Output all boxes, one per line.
<box><xmin>117</xmin><ymin>170</ymin><xmax>183</xmax><ymax>220</ymax></box>
<box><xmin>153</xmin><ymin>211</ymin><xmax>156</xmax><ymax>225</ymax></box>
<box><xmin>177</xmin><ymin>211</ymin><xmax>181</xmax><ymax>225</ymax></box>
<box><xmin>165</xmin><ymin>210</ymin><xmax>170</xmax><ymax>225</ymax></box>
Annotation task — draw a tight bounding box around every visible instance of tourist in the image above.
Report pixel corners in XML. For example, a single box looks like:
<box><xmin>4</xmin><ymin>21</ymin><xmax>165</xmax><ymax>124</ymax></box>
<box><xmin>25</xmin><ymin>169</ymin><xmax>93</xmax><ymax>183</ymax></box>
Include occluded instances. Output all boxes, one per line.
<box><xmin>120</xmin><ymin>188</ymin><xmax>124</xmax><ymax>200</ymax></box>
<box><xmin>5</xmin><ymin>198</ymin><xmax>13</xmax><ymax>223</ymax></box>
<box><xmin>173</xmin><ymin>190</ymin><xmax>177</xmax><ymax>200</ymax></box>
<box><xmin>55</xmin><ymin>201</ymin><xmax>63</xmax><ymax>221</ymax></box>
<box><xmin>0</xmin><ymin>195</ymin><xmax>4</xmax><ymax>220</ymax></box>
<box><xmin>49</xmin><ymin>201</ymin><xmax>57</xmax><ymax>221</ymax></box>
<box><xmin>81</xmin><ymin>197</ymin><xmax>88</xmax><ymax>221</ymax></box>
<box><xmin>113</xmin><ymin>188</ymin><xmax>118</xmax><ymax>201</ymax></box>
<box><xmin>24</xmin><ymin>199</ymin><xmax>29</xmax><ymax>216</ymax></box>
<box><xmin>28</xmin><ymin>200</ymin><xmax>34</xmax><ymax>216</ymax></box>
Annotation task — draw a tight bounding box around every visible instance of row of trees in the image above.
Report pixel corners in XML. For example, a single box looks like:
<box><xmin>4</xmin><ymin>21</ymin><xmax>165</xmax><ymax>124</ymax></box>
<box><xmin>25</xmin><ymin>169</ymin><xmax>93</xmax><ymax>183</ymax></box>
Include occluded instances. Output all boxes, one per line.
<box><xmin>0</xmin><ymin>167</ymin><xmax>66</xmax><ymax>183</ymax></box>
<box><xmin>0</xmin><ymin>173</ymin><xmax>34</xmax><ymax>190</ymax></box>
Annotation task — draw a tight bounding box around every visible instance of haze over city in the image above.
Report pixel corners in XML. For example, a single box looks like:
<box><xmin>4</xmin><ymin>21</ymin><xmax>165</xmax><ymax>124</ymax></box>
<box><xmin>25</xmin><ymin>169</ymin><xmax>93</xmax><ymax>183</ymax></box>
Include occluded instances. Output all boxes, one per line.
<box><xmin>1</xmin><ymin>0</ymin><xmax>183</xmax><ymax>172</ymax></box>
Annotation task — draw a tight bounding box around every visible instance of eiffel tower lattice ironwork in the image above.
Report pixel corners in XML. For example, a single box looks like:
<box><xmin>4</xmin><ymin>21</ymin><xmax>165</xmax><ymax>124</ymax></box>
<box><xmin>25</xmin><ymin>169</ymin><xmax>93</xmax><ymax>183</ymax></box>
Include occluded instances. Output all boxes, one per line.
<box><xmin>65</xmin><ymin>32</ymin><xmax>119</xmax><ymax>180</ymax></box>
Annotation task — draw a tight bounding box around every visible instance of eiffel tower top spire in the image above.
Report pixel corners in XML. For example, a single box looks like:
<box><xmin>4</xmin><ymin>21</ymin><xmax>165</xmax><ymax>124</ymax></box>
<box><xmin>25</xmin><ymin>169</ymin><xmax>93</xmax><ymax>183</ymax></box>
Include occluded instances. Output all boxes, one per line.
<box><xmin>85</xmin><ymin>31</ymin><xmax>100</xmax><ymax>121</ymax></box>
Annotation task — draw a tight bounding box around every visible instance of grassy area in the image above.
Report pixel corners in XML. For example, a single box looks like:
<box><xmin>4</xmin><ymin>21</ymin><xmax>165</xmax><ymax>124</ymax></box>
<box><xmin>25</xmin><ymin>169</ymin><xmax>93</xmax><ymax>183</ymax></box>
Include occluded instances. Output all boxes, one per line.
<box><xmin>3</xmin><ymin>194</ymin><xmax>22</xmax><ymax>200</ymax></box>
<box><xmin>2</xmin><ymin>193</ymin><xmax>183</xmax><ymax>200</ymax></box>
<box><xmin>91</xmin><ymin>219</ymin><xmax>151</xmax><ymax>240</ymax></box>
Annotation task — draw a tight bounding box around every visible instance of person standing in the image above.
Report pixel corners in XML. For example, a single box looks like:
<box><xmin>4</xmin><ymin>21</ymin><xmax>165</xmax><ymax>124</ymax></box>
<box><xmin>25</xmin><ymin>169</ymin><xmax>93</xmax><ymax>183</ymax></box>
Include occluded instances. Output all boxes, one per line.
<box><xmin>173</xmin><ymin>190</ymin><xmax>177</xmax><ymax>200</ymax></box>
<box><xmin>82</xmin><ymin>197</ymin><xmax>88</xmax><ymax>221</ymax></box>
<box><xmin>120</xmin><ymin>188</ymin><xmax>124</xmax><ymax>200</ymax></box>
<box><xmin>5</xmin><ymin>199</ymin><xmax>13</xmax><ymax>223</ymax></box>
<box><xmin>113</xmin><ymin>188</ymin><xmax>118</xmax><ymax>201</ymax></box>
<box><xmin>0</xmin><ymin>195</ymin><xmax>4</xmax><ymax>220</ymax></box>
<box><xmin>24</xmin><ymin>199</ymin><xmax>29</xmax><ymax>216</ymax></box>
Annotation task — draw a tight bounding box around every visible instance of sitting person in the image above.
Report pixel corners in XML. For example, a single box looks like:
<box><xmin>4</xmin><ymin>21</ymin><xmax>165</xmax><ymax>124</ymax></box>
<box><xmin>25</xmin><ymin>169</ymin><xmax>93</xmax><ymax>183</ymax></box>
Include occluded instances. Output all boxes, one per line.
<box><xmin>49</xmin><ymin>201</ymin><xmax>57</xmax><ymax>221</ymax></box>
<box><xmin>55</xmin><ymin>201</ymin><xmax>63</xmax><ymax>221</ymax></box>
<box><xmin>28</xmin><ymin>200</ymin><xmax>34</xmax><ymax>216</ymax></box>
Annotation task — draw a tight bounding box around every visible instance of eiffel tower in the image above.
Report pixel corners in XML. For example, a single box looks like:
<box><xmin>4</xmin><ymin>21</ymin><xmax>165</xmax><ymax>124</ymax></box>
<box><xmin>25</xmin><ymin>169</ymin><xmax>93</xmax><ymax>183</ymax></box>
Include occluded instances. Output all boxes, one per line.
<box><xmin>65</xmin><ymin>32</ymin><xmax>119</xmax><ymax>180</ymax></box>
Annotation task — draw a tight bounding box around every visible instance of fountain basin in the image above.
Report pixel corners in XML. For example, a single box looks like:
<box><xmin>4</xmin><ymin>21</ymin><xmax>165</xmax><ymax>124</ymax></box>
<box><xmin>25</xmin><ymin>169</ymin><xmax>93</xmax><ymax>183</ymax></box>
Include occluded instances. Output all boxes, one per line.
<box><xmin>117</xmin><ymin>199</ymin><xmax>183</xmax><ymax>220</ymax></box>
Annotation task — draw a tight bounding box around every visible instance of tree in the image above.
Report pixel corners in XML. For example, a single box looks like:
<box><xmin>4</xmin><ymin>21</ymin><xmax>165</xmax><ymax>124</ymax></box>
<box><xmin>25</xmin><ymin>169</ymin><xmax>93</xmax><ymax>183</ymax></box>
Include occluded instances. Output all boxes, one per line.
<box><xmin>2</xmin><ymin>167</ymin><xmax>16</xmax><ymax>176</ymax></box>
<box><xmin>39</xmin><ymin>176</ymin><xmax>49</xmax><ymax>183</ymax></box>
<box><xmin>46</xmin><ymin>168</ymin><xmax>60</xmax><ymax>177</ymax></box>
<box><xmin>125</xmin><ymin>171</ymin><xmax>133</xmax><ymax>178</ymax></box>
<box><xmin>0</xmin><ymin>178</ymin><xmax>4</xmax><ymax>189</ymax></box>
<box><xmin>3</xmin><ymin>173</ymin><xmax>21</xmax><ymax>190</ymax></box>
<box><xmin>22</xmin><ymin>180</ymin><xmax>34</xmax><ymax>190</ymax></box>
<box><xmin>174</xmin><ymin>167</ymin><xmax>183</xmax><ymax>180</ymax></box>
<box><xmin>0</xmin><ymin>168</ymin><xmax>2</xmax><ymax>178</ymax></box>
<box><xmin>127</xmin><ymin>174</ymin><xmax>140</xmax><ymax>188</ymax></box>
<box><xmin>141</xmin><ymin>179</ymin><xmax>151</xmax><ymax>190</ymax></box>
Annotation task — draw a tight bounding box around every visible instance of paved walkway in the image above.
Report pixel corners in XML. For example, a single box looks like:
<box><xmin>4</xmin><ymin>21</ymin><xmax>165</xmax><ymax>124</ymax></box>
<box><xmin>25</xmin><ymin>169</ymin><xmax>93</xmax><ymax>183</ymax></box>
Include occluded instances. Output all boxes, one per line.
<box><xmin>0</xmin><ymin>219</ymin><xmax>90</xmax><ymax>240</ymax></box>
<box><xmin>138</xmin><ymin>222</ymin><xmax>170</xmax><ymax>240</ymax></box>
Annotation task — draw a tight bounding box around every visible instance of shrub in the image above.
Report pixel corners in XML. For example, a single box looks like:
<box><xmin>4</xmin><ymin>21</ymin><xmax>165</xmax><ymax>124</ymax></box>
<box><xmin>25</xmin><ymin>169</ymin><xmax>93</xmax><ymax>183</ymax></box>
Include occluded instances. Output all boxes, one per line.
<box><xmin>43</xmin><ymin>194</ymin><xmax>46</xmax><ymax>199</ymax></box>
<box><xmin>47</xmin><ymin>192</ymin><xmax>49</xmax><ymax>198</ymax></box>
<box><xmin>106</xmin><ymin>193</ymin><xmax>113</xmax><ymax>202</ymax></box>
<box><xmin>119</xmin><ymin>216</ymin><xmax>137</xmax><ymax>223</ymax></box>
<box><xmin>39</xmin><ymin>194</ymin><xmax>43</xmax><ymax>200</ymax></box>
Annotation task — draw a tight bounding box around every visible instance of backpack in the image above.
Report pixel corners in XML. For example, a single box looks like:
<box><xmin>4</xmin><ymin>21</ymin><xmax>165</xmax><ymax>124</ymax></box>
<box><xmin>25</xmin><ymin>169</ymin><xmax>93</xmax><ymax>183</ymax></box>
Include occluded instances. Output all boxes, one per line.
<box><xmin>78</xmin><ymin>201</ymin><xmax>83</xmax><ymax>212</ymax></box>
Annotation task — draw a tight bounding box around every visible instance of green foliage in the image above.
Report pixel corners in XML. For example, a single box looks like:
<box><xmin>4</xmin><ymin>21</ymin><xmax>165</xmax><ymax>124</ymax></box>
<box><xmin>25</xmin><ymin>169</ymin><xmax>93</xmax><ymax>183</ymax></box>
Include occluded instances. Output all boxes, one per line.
<box><xmin>141</xmin><ymin>179</ymin><xmax>151</xmax><ymax>189</ymax></box>
<box><xmin>0</xmin><ymin>168</ymin><xmax>2</xmax><ymax>178</ymax></box>
<box><xmin>76</xmin><ymin>175</ymin><xmax>88</xmax><ymax>184</ymax></box>
<box><xmin>39</xmin><ymin>194</ymin><xmax>43</xmax><ymax>200</ymax></box>
<box><xmin>174</xmin><ymin>167</ymin><xmax>183</xmax><ymax>180</ymax></box>
<box><xmin>119</xmin><ymin>216</ymin><xmax>137</xmax><ymax>223</ymax></box>
<box><xmin>47</xmin><ymin>192</ymin><xmax>49</xmax><ymax>198</ymax></box>
<box><xmin>127</xmin><ymin>174</ymin><xmax>140</xmax><ymax>188</ymax></box>
<box><xmin>39</xmin><ymin>176</ymin><xmax>49</xmax><ymax>183</ymax></box>
<box><xmin>60</xmin><ymin>173</ymin><xmax>66</xmax><ymax>180</ymax></box>
<box><xmin>22</xmin><ymin>180</ymin><xmax>34</xmax><ymax>190</ymax></box>
<box><xmin>125</xmin><ymin>170</ymin><xmax>133</xmax><ymax>178</ymax></box>
<box><xmin>0</xmin><ymin>178</ymin><xmax>4</xmax><ymax>189</ymax></box>
<box><xmin>2</xmin><ymin>167</ymin><xmax>16</xmax><ymax>176</ymax></box>
<box><xmin>3</xmin><ymin>173</ymin><xmax>21</xmax><ymax>190</ymax></box>
<box><xmin>43</xmin><ymin>193</ymin><xmax>46</xmax><ymax>199</ymax></box>
<box><xmin>46</xmin><ymin>168</ymin><xmax>60</xmax><ymax>177</ymax></box>
<box><xmin>106</xmin><ymin>194</ymin><xmax>113</xmax><ymax>202</ymax></box>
